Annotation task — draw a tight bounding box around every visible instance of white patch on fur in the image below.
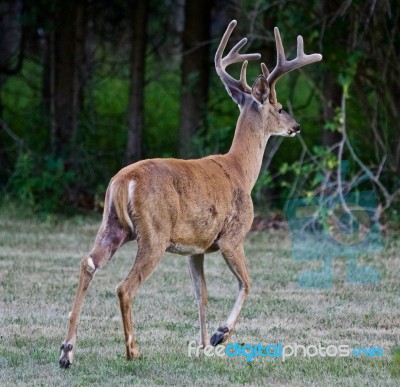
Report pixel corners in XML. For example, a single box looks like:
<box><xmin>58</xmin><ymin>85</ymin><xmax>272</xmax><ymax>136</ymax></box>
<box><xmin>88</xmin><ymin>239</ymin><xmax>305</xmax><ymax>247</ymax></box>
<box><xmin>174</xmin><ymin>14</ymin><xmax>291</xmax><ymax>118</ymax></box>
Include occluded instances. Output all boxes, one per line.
<box><xmin>87</xmin><ymin>256</ymin><xmax>95</xmax><ymax>271</ymax></box>
<box><xmin>128</xmin><ymin>180</ymin><xmax>135</xmax><ymax>203</ymax></box>
<box><xmin>122</xmin><ymin>180</ymin><xmax>135</xmax><ymax>231</ymax></box>
<box><xmin>226</xmin><ymin>287</ymin><xmax>248</xmax><ymax>327</ymax></box>
<box><xmin>68</xmin><ymin>311</ymin><xmax>72</xmax><ymax>319</ymax></box>
<box><xmin>127</xmin><ymin>334</ymin><xmax>133</xmax><ymax>346</ymax></box>
<box><xmin>108</xmin><ymin>180</ymin><xmax>115</xmax><ymax>211</ymax></box>
<box><xmin>167</xmin><ymin>243</ymin><xmax>205</xmax><ymax>256</ymax></box>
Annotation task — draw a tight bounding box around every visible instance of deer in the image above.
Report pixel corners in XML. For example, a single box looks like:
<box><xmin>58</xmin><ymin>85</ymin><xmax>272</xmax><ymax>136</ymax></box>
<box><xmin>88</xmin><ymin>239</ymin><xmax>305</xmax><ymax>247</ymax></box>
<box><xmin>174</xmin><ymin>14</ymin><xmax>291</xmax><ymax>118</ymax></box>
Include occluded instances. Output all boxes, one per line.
<box><xmin>59</xmin><ymin>19</ymin><xmax>322</xmax><ymax>368</ymax></box>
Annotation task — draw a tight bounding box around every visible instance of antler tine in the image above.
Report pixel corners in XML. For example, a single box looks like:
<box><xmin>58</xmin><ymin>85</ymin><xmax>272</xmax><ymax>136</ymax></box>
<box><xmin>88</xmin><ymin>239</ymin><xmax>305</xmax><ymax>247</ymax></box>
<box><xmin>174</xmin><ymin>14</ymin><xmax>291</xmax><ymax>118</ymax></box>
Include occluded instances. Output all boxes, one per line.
<box><xmin>239</xmin><ymin>61</ymin><xmax>251</xmax><ymax>93</ymax></box>
<box><xmin>215</xmin><ymin>20</ymin><xmax>261</xmax><ymax>95</ymax></box>
<box><xmin>221</xmin><ymin>38</ymin><xmax>260</xmax><ymax>66</ymax></box>
<box><xmin>215</xmin><ymin>20</ymin><xmax>237</xmax><ymax>69</ymax></box>
<box><xmin>267</xmin><ymin>27</ymin><xmax>322</xmax><ymax>103</ymax></box>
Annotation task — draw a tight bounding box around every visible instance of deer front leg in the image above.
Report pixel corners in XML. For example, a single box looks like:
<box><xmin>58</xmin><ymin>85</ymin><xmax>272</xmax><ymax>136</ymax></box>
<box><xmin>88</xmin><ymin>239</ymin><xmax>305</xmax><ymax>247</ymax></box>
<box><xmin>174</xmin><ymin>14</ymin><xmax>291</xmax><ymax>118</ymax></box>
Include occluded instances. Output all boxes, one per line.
<box><xmin>210</xmin><ymin>244</ymin><xmax>250</xmax><ymax>346</ymax></box>
<box><xmin>59</xmin><ymin>256</ymin><xmax>96</xmax><ymax>368</ymax></box>
<box><xmin>188</xmin><ymin>254</ymin><xmax>209</xmax><ymax>347</ymax></box>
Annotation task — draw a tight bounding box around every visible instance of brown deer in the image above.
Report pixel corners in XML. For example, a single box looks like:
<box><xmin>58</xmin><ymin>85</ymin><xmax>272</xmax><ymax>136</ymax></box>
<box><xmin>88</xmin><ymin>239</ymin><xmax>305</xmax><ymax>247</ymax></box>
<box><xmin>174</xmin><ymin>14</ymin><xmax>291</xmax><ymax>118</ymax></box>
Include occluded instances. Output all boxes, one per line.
<box><xmin>59</xmin><ymin>20</ymin><xmax>322</xmax><ymax>368</ymax></box>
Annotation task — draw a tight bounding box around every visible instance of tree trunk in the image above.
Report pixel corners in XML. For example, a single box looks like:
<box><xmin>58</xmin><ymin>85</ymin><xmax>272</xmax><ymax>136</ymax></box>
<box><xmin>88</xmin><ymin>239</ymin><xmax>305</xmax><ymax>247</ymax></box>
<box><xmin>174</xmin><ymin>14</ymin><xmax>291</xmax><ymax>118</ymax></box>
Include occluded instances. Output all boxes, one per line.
<box><xmin>179</xmin><ymin>0</ymin><xmax>213</xmax><ymax>158</ymax></box>
<box><xmin>0</xmin><ymin>0</ymin><xmax>23</xmax><ymax>183</ymax></box>
<box><xmin>321</xmin><ymin>72</ymin><xmax>342</xmax><ymax>152</ymax></box>
<box><xmin>126</xmin><ymin>0</ymin><xmax>149</xmax><ymax>165</ymax></box>
<box><xmin>320</xmin><ymin>0</ymin><xmax>343</xmax><ymax>153</ymax></box>
<box><xmin>50</xmin><ymin>0</ymin><xmax>86</xmax><ymax>158</ymax></box>
<box><xmin>0</xmin><ymin>84</ymin><xmax>8</xmax><ymax>183</ymax></box>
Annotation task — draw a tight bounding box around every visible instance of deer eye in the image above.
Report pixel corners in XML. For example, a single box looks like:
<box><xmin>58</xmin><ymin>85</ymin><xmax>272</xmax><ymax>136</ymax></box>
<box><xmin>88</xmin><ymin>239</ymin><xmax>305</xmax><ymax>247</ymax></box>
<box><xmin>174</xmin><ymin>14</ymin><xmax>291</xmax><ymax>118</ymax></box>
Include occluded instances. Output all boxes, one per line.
<box><xmin>278</xmin><ymin>108</ymin><xmax>282</xmax><ymax>114</ymax></box>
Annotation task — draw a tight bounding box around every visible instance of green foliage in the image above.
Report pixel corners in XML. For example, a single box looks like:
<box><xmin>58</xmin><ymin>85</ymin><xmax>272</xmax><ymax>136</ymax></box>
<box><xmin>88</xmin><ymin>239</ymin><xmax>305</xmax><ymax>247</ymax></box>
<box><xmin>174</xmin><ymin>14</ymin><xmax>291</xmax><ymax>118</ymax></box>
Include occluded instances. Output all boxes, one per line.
<box><xmin>144</xmin><ymin>58</ymin><xmax>180</xmax><ymax>158</ymax></box>
<box><xmin>253</xmin><ymin>170</ymin><xmax>274</xmax><ymax>204</ymax></box>
<box><xmin>9</xmin><ymin>152</ymin><xmax>75</xmax><ymax>214</ymax></box>
<box><xmin>2</xmin><ymin>59</ymin><xmax>49</xmax><ymax>155</ymax></box>
<box><xmin>338</xmin><ymin>50</ymin><xmax>363</xmax><ymax>98</ymax></box>
<box><xmin>252</xmin><ymin>145</ymin><xmax>339</xmax><ymax>206</ymax></box>
<box><xmin>191</xmin><ymin>125</ymin><xmax>234</xmax><ymax>157</ymax></box>
<box><xmin>0</xmin><ymin>1</ymin><xmax>398</xmax><ymax>219</ymax></box>
<box><xmin>324</xmin><ymin>107</ymin><xmax>343</xmax><ymax>133</ymax></box>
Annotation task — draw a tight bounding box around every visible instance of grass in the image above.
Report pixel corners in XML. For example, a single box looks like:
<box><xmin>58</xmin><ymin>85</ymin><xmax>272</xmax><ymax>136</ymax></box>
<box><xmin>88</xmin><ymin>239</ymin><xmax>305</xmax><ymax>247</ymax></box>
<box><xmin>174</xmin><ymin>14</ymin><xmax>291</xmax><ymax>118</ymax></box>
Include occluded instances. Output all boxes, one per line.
<box><xmin>0</xmin><ymin>203</ymin><xmax>399</xmax><ymax>386</ymax></box>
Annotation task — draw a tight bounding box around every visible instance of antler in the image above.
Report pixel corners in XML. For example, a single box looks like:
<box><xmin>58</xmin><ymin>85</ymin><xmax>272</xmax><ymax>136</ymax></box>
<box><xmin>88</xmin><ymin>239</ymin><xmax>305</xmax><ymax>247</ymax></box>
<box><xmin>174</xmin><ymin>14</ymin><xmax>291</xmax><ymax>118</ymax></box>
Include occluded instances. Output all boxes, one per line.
<box><xmin>267</xmin><ymin>27</ymin><xmax>322</xmax><ymax>103</ymax></box>
<box><xmin>215</xmin><ymin>20</ymin><xmax>261</xmax><ymax>97</ymax></box>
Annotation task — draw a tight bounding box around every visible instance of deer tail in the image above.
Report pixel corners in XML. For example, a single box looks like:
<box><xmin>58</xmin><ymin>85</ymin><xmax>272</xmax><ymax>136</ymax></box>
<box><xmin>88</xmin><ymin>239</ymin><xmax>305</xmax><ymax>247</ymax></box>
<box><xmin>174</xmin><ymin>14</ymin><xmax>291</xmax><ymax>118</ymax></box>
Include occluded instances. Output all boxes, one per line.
<box><xmin>109</xmin><ymin>178</ymin><xmax>134</xmax><ymax>232</ymax></box>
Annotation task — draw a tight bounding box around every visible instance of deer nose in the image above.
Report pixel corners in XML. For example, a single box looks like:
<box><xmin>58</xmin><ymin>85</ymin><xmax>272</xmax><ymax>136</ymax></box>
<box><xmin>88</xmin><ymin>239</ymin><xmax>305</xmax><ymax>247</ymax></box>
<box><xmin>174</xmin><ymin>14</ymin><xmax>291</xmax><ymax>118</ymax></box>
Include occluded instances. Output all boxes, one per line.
<box><xmin>293</xmin><ymin>124</ymin><xmax>300</xmax><ymax>133</ymax></box>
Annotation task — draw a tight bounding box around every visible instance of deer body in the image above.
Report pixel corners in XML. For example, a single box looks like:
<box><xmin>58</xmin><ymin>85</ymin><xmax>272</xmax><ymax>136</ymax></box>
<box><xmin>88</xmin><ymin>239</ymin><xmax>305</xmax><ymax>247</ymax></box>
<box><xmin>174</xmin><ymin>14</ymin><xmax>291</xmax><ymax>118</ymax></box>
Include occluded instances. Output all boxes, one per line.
<box><xmin>113</xmin><ymin>155</ymin><xmax>253</xmax><ymax>252</ymax></box>
<box><xmin>59</xmin><ymin>20</ymin><xmax>321</xmax><ymax>368</ymax></box>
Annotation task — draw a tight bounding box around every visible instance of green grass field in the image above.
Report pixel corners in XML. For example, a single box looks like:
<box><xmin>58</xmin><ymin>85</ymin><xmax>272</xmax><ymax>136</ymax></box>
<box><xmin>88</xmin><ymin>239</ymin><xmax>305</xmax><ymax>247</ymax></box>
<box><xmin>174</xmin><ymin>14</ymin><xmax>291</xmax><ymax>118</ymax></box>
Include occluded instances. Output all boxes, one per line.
<box><xmin>0</xmin><ymin>204</ymin><xmax>399</xmax><ymax>385</ymax></box>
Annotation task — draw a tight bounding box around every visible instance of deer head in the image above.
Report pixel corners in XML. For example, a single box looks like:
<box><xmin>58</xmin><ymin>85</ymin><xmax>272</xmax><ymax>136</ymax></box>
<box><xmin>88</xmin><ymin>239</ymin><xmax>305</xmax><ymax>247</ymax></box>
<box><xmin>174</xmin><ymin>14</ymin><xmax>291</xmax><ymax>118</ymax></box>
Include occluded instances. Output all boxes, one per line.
<box><xmin>215</xmin><ymin>20</ymin><xmax>322</xmax><ymax>137</ymax></box>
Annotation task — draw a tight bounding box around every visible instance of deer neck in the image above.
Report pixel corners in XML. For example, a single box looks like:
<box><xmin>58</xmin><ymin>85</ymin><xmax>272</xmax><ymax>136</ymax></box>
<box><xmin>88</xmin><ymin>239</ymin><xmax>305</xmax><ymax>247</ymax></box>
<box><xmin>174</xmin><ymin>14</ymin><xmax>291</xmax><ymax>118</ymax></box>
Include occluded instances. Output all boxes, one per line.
<box><xmin>226</xmin><ymin>110</ymin><xmax>270</xmax><ymax>193</ymax></box>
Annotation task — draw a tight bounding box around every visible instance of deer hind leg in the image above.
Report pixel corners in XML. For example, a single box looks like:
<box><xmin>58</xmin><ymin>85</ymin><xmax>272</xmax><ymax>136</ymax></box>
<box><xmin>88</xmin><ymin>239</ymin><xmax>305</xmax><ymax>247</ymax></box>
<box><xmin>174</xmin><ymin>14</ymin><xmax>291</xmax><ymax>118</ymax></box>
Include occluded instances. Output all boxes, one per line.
<box><xmin>188</xmin><ymin>254</ymin><xmax>208</xmax><ymax>347</ymax></box>
<box><xmin>210</xmin><ymin>244</ymin><xmax>250</xmax><ymax>346</ymax></box>
<box><xmin>115</xmin><ymin>240</ymin><xmax>166</xmax><ymax>360</ymax></box>
<box><xmin>59</xmin><ymin>211</ymin><xmax>132</xmax><ymax>368</ymax></box>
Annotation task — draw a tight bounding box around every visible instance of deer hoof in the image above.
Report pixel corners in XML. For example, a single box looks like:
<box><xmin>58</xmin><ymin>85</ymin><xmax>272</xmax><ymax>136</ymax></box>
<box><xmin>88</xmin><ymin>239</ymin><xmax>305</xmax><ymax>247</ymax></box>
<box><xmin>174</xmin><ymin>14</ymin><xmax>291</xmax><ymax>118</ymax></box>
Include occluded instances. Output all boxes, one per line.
<box><xmin>59</xmin><ymin>343</ymin><xmax>73</xmax><ymax>368</ymax></box>
<box><xmin>126</xmin><ymin>344</ymin><xmax>141</xmax><ymax>360</ymax></box>
<box><xmin>59</xmin><ymin>357</ymin><xmax>71</xmax><ymax>368</ymax></box>
<box><xmin>210</xmin><ymin>326</ymin><xmax>230</xmax><ymax>346</ymax></box>
<box><xmin>126</xmin><ymin>348</ymin><xmax>141</xmax><ymax>360</ymax></box>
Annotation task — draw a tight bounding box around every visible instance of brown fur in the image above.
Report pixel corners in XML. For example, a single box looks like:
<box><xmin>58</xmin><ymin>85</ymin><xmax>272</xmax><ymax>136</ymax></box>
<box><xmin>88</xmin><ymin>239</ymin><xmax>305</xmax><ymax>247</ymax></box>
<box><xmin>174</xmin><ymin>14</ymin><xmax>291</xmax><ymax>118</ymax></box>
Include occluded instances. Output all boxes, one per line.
<box><xmin>111</xmin><ymin>156</ymin><xmax>252</xmax><ymax>250</ymax></box>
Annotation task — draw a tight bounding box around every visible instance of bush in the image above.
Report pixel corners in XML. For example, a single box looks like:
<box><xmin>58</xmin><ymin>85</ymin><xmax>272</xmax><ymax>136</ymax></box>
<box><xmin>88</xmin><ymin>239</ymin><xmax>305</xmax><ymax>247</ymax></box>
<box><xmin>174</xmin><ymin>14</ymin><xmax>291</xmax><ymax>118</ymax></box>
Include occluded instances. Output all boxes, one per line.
<box><xmin>9</xmin><ymin>152</ymin><xmax>75</xmax><ymax>214</ymax></box>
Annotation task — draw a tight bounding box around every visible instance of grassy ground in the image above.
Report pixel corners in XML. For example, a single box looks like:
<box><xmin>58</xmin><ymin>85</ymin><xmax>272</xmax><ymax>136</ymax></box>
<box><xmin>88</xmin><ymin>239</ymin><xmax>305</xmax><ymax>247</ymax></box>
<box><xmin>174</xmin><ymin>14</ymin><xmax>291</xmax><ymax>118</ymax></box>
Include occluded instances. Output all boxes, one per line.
<box><xmin>0</xmin><ymin>203</ymin><xmax>399</xmax><ymax>386</ymax></box>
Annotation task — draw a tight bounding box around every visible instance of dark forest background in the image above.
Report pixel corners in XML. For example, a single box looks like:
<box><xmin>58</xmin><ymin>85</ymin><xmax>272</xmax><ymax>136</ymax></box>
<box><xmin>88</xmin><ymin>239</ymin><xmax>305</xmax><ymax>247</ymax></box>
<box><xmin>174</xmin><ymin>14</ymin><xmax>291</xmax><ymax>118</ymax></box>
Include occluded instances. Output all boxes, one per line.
<box><xmin>0</xmin><ymin>0</ymin><xmax>399</xmax><ymax>223</ymax></box>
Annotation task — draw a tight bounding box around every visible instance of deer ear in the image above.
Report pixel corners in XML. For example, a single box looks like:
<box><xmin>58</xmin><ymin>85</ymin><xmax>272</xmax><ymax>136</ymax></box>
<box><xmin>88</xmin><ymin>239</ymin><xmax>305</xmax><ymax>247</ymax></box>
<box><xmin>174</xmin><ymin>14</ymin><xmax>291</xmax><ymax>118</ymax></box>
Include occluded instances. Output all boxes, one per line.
<box><xmin>251</xmin><ymin>75</ymin><xmax>270</xmax><ymax>105</ymax></box>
